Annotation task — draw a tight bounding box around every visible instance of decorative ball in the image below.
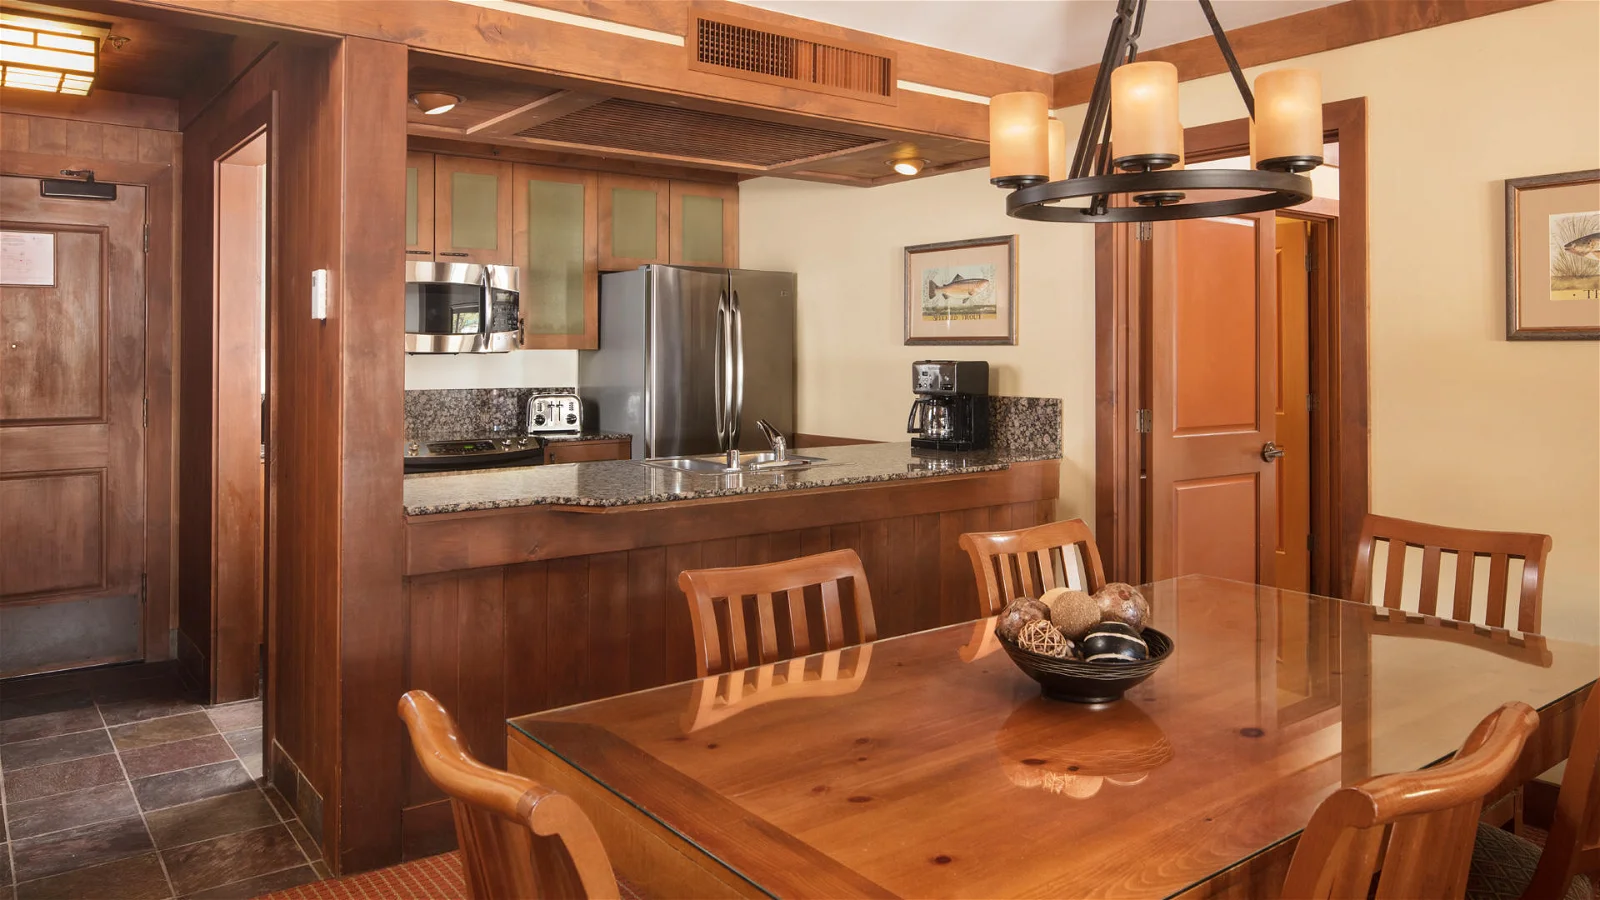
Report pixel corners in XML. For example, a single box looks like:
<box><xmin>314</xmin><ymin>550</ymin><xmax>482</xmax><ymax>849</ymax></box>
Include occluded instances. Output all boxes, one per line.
<box><xmin>1040</xmin><ymin>587</ymin><xmax>1101</xmax><ymax>640</ymax></box>
<box><xmin>1080</xmin><ymin>621</ymin><xmax>1150</xmax><ymax>662</ymax></box>
<box><xmin>996</xmin><ymin>598</ymin><xmax>1050</xmax><ymax>641</ymax></box>
<box><xmin>1094</xmin><ymin>582</ymin><xmax>1151</xmax><ymax>632</ymax></box>
<box><xmin>1016</xmin><ymin>619</ymin><xmax>1074</xmax><ymax>659</ymax></box>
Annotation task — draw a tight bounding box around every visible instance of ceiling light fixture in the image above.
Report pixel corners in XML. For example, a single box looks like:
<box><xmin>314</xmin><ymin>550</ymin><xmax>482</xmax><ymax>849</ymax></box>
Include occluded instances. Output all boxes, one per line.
<box><xmin>889</xmin><ymin>157</ymin><xmax>928</xmax><ymax>177</ymax></box>
<box><xmin>0</xmin><ymin>8</ymin><xmax>110</xmax><ymax>96</ymax></box>
<box><xmin>989</xmin><ymin>0</ymin><xmax>1321</xmax><ymax>223</ymax></box>
<box><xmin>410</xmin><ymin>91</ymin><xmax>462</xmax><ymax>115</ymax></box>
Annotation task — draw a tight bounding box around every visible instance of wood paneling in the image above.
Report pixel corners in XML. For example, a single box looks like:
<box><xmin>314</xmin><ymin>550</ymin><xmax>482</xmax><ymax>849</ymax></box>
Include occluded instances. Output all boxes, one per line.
<box><xmin>543</xmin><ymin>438</ymin><xmax>630</xmax><ymax>465</ymax></box>
<box><xmin>0</xmin><ymin>89</ymin><xmax>180</xmax><ymax>131</ymax></box>
<box><xmin>0</xmin><ymin>472</ymin><xmax>104</xmax><ymax>596</ymax></box>
<box><xmin>1051</xmin><ymin>0</ymin><xmax>1552</xmax><ymax>107</ymax></box>
<box><xmin>396</xmin><ymin>463</ymin><xmax>1058</xmax><ymax>854</ymax></box>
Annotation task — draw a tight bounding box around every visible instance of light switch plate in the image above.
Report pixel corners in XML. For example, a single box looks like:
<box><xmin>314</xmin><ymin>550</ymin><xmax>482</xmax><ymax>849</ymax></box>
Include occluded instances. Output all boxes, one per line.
<box><xmin>311</xmin><ymin>269</ymin><xmax>329</xmax><ymax>320</ymax></box>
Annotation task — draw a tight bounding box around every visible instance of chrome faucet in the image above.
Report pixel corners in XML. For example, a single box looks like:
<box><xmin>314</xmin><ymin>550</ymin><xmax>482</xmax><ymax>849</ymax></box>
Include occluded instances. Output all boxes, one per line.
<box><xmin>726</xmin><ymin>446</ymin><xmax>741</xmax><ymax>471</ymax></box>
<box><xmin>756</xmin><ymin>419</ymin><xmax>787</xmax><ymax>462</ymax></box>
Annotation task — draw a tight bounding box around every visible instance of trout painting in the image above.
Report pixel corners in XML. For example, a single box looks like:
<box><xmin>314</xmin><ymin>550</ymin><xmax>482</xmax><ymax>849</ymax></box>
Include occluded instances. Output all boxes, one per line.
<box><xmin>904</xmin><ymin>235</ymin><xmax>1018</xmax><ymax>345</ymax></box>
<box><xmin>1550</xmin><ymin>210</ymin><xmax>1600</xmax><ymax>301</ymax></box>
<box><xmin>922</xmin><ymin>265</ymin><xmax>998</xmax><ymax>321</ymax></box>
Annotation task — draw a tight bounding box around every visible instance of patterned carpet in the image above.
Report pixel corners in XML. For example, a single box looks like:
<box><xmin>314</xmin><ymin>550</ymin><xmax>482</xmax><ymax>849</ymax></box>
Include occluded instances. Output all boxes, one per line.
<box><xmin>257</xmin><ymin>851</ymin><xmax>645</xmax><ymax>899</ymax></box>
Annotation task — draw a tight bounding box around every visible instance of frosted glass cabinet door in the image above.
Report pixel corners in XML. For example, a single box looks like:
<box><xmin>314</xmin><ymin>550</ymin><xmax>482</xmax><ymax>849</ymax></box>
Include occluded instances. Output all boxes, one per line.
<box><xmin>515</xmin><ymin>165</ymin><xmax>599</xmax><ymax>350</ymax></box>
<box><xmin>669</xmin><ymin>181</ymin><xmax>739</xmax><ymax>267</ymax></box>
<box><xmin>406</xmin><ymin>152</ymin><xmax>434</xmax><ymax>257</ymax></box>
<box><xmin>433</xmin><ymin>156</ymin><xmax>513</xmax><ymax>265</ymax></box>
<box><xmin>598</xmin><ymin>174</ymin><xmax>668</xmax><ymax>271</ymax></box>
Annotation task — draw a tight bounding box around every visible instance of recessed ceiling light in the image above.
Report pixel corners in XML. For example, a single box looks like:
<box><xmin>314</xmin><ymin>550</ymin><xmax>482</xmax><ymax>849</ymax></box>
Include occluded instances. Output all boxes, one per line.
<box><xmin>889</xmin><ymin>157</ymin><xmax>928</xmax><ymax>177</ymax></box>
<box><xmin>411</xmin><ymin>91</ymin><xmax>462</xmax><ymax>115</ymax></box>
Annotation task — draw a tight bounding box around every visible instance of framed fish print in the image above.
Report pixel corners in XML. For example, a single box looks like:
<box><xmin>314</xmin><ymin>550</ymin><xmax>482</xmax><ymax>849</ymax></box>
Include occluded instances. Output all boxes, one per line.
<box><xmin>1505</xmin><ymin>169</ymin><xmax>1600</xmax><ymax>340</ymax></box>
<box><xmin>904</xmin><ymin>235</ymin><xmax>1018</xmax><ymax>345</ymax></box>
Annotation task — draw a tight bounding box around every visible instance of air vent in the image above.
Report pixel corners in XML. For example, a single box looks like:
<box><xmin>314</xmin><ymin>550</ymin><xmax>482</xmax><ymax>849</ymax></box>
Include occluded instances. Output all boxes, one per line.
<box><xmin>517</xmin><ymin>98</ymin><xmax>883</xmax><ymax>169</ymax></box>
<box><xmin>689</xmin><ymin>12</ymin><xmax>896</xmax><ymax>105</ymax></box>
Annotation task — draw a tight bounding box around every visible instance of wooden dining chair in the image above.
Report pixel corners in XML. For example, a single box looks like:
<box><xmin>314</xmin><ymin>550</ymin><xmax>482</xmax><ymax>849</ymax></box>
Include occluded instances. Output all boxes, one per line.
<box><xmin>1351</xmin><ymin>514</ymin><xmax>1552</xmax><ymax>633</ymax></box>
<box><xmin>398</xmin><ymin>690</ymin><xmax>620</xmax><ymax>900</ymax></box>
<box><xmin>959</xmin><ymin>518</ymin><xmax>1108</xmax><ymax>616</ymax></box>
<box><xmin>677</xmin><ymin>548</ymin><xmax>877</xmax><ymax>678</ymax></box>
<box><xmin>1281</xmin><ymin>700</ymin><xmax>1541</xmax><ymax>899</ymax></box>
<box><xmin>1467</xmin><ymin>688</ymin><xmax>1600</xmax><ymax>900</ymax></box>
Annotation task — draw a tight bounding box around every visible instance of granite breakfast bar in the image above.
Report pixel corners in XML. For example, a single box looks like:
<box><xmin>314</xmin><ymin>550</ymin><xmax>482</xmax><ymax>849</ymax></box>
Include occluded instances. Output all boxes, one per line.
<box><xmin>395</xmin><ymin>443</ymin><xmax>1060</xmax><ymax>854</ymax></box>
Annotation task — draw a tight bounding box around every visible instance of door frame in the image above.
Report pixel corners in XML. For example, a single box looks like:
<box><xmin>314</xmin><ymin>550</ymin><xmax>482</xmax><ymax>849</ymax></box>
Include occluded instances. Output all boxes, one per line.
<box><xmin>0</xmin><ymin>154</ymin><xmax>177</xmax><ymax>663</ymax></box>
<box><xmin>1095</xmin><ymin>96</ymin><xmax>1369</xmax><ymax>597</ymax></box>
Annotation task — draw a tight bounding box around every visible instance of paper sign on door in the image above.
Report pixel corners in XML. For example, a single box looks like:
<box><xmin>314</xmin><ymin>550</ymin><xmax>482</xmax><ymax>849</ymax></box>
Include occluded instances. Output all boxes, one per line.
<box><xmin>1</xmin><ymin>231</ymin><xmax>55</xmax><ymax>286</ymax></box>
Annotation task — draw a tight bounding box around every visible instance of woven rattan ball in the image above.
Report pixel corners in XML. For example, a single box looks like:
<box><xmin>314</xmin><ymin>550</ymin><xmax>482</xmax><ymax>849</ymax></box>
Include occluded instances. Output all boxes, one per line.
<box><xmin>1041</xmin><ymin>587</ymin><xmax>1101</xmax><ymax>640</ymax></box>
<box><xmin>1016</xmin><ymin>618</ymin><xmax>1074</xmax><ymax>658</ymax></box>
<box><xmin>996</xmin><ymin>597</ymin><xmax>1050</xmax><ymax>641</ymax></box>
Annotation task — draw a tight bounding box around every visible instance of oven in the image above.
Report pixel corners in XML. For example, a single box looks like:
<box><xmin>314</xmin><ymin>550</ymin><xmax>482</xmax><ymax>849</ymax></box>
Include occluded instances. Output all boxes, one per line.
<box><xmin>404</xmin><ymin>261</ymin><xmax>521</xmax><ymax>353</ymax></box>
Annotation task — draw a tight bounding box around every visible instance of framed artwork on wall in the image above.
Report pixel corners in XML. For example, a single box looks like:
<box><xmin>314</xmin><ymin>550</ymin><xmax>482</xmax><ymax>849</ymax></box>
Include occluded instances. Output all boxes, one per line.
<box><xmin>904</xmin><ymin>235</ymin><xmax>1018</xmax><ymax>345</ymax></box>
<box><xmin>1505</xmin><ymin>168</ymin><xmax>1600</xmax><ymax>340</ymax></box>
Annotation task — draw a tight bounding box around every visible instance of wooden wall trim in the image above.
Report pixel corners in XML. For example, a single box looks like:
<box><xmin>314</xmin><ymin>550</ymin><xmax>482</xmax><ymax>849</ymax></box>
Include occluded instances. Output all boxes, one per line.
<box><xmin>404</xmin><ymin>462</ymin><xmax>1059</xmax><ymax>576</ymax></box>
<box><xmin>1052</xmin><ymin>0</ymin><xmax>1552</xmax><ymax>107</ymax></box>
<box><xmin>334</xmin><ymin>36</ymin><xmax>410</xmax><ymax>876</ymax></box>
<box><xmin>0</xmin><ymin>141</ymin><xmax>179</xmax><ymax>665</ymax></box>
<box><xmin>123</xmin><ymin>0</ymin><xmax>1002</xmax><ymax>142</ymax></box>
<box><xmin>0</xmin><ymin>89</ymin><xmax>179</xmax><ymax>131</ymax></box>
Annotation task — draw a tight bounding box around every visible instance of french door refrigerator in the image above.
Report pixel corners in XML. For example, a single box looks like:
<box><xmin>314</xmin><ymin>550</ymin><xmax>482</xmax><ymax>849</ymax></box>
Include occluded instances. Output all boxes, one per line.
<box><xmin>580</xmin><ymin>265</ymin><xmax>797</xmax><ymax>459</ymax></box>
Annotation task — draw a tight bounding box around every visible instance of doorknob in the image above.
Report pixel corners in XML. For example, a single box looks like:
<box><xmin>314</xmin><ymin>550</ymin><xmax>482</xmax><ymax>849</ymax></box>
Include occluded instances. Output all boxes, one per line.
<box><xmin>1261</xmin><ymin>441</ymin><xmax>1286</xmax><ymax>462</ymax></box>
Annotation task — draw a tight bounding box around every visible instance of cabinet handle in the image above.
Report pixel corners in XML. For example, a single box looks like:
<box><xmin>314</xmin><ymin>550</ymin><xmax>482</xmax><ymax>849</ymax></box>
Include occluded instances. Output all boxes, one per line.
<box><xmin>439</xmin><ymin>251</ymin><xmax>469</xmax><ymax>258</ymax></box>
<box><xmin>406</xmin><ymin>249</ymin><xmax>431</xmax><ymax>255</ymax></box>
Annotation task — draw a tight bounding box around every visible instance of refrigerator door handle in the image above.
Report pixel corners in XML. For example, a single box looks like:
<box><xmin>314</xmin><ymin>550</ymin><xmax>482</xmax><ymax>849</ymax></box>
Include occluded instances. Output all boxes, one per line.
<box><xmin>731</xmin><ymin>290</ymin><xmax>745</xmax><ymax>448</ymax></box>
<box><xmin>713</xmin><ymin>290</ymin><xmax>728</xmax><ymax>448</ymax></box>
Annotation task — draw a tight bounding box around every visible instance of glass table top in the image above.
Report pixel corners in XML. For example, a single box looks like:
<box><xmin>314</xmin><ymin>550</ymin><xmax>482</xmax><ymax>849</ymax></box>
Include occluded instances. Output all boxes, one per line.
<box><xmin>509</xmin><ymin>574</ymin><xmax>1598</xmax><ymax>899</ymax></box>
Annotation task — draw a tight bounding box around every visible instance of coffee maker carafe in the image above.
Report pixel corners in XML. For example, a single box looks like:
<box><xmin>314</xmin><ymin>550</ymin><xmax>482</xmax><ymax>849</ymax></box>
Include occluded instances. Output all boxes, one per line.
<box><xmin>907</xmin><ymin>360</ymin><xmax>990</xmax><ymax>451</ymax></box>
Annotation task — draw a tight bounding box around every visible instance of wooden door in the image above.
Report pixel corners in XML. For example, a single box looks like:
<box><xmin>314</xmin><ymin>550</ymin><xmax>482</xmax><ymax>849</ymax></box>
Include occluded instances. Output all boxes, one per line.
<box><xmin>433</xmin><ymin>155</ymin><xmax>512</xmax><ymax>265</ymax></box>
<box><xmin>0</xmin><ymin>176</ymin><xmax>147</xmax><ymax>676</ymax></box>
<box><xmin>515</xmin><ymin>164</ymin><xmax>598</xmax><ymax>350</ymax></box>
<box><xmin>1274</xmin><ymin>219</ymin><xmax>1313</xmax><ymax>593</ymax></box>
<box><xmin>405</xmin><ymin>151</ymin><xmax>434</xmax><ymax>259</ymax></box>
<box><xmin>1147</xmin><ymin>214</ymin><xmax>1279</xmax><ymax>584</ymax></box>
<box><xmin>598</xmin><ymin>173</ymin><xmax>668</xmax><ymax>271</ymax></box>
<box><xmin>669</xmin><ymin>181</ymin><xmax>739</xmax><ymax>267</ymax></box>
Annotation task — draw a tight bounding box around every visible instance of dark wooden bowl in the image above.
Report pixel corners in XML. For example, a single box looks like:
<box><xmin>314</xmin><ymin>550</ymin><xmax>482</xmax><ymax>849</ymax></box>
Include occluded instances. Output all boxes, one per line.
<box><xmin>998</xmin><ymin>627</ymin><xmax>1174</xmax><ymax>704</ymax></box>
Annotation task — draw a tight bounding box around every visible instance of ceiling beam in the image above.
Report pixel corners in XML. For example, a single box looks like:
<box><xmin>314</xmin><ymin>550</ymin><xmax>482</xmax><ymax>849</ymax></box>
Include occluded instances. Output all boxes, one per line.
<box><xmin>464</xmin><ymin>89</ymin><xmax>606</xmax><ymax>137</ymax></box>
<box><xmin>1052</xmin><ymin>0</ymin><xmax>1553</xmax><ymax>108</ymax></box>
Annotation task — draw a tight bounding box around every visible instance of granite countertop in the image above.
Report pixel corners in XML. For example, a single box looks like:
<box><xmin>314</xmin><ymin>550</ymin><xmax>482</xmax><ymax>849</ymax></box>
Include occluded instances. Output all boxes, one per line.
<box><xmin>539</xmin><ymin>431</ymin><xmax>631</xmax><ymax>443</ymax></box>
<box><xmin>404</xmin><ymin>442</ymin><xmax>1060</xmax><ymax>516</ymax></box>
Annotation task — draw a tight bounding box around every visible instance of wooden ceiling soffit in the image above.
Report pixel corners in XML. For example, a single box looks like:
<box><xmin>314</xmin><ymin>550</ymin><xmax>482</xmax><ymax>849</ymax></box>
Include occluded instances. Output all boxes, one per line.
<box><xmin>464</xmin><ymin>90</ymin><xmax>605</xmax><ymax>137</ymax></box>
<box><xmin>1051</xmin><ymin>0</ymin><xmax>1554</xmax><ymax>107</ymax></box>
<box><xmin>120</xmin><ymin>0</ymin><xmax>1007</xmax><ymax>142</ymax></box>
<box><xmin>405</xmin><ymin>135</ymin><xmax>742</xmax><ymax>185</ymax></box>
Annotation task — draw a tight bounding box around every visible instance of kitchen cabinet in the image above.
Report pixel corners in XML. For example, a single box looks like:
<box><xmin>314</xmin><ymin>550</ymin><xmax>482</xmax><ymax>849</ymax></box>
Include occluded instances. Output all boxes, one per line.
<box><xmin>405</xmin><ymin>152</ymin><xmax>434</xmax><ymax>258</ymax></box>
<box><xmin>433</xmin><ymin>155</ymin><xmax>513</xmax><ymax>265</ymax></box>
<box><xmin>669</xmin><ymin>181</ymin><xmax>739</xmax><ymax>267</ymax></box>
<box><xmin>598</xmin><ymin>174</ymin><xmax>670</xmax><ymax>271</ymax></box>
<box><xmin>515</xmin><ymin>164</ymin><xmax>599</xmax><ymax>350</ymax></box>
<box><xmin>544</xmin><ymin>437</ymin><xmax>631</xmax><ymax>464</ymax></box>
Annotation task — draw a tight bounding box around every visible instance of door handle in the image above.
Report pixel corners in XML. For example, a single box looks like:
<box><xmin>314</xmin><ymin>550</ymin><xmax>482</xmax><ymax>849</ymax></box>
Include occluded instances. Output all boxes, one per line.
<box><xmin>730</xmin><ymin>290</ymin><xmax>744</xmax><ymax>448</ymax></box>
<box><xmin>1261</xmin><ymin>441</ymin><xmax>1286</xmax><ymax>462</ymax></box>
<box><xmin>713</xmin><ymin>291</ymin><xmax>728</xmax><ymax>447</ymax></box>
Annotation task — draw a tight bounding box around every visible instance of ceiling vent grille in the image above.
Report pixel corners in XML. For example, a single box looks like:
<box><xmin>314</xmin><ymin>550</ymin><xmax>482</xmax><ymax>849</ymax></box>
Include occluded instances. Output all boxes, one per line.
<box><xmin>689</xmin><ymin>12</ymin><xmax>896</xmax><ymax>105</ymax></box>
<box><xmin>516</xmin><ymin>98</ymin><xmax>883</xmax><ymax>169</ymax></box>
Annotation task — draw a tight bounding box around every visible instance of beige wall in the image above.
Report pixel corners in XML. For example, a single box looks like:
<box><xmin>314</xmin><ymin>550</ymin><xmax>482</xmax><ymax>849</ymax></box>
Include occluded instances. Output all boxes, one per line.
<box><xmin>741</xmin><ymin>0</ymin><xmax>1600</xmax><ymax>641</ymax></box>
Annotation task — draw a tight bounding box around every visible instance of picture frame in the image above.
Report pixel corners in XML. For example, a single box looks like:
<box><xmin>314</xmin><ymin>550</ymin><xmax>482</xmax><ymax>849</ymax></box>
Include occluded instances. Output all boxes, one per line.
<box><xmin>1504</xmin><ymin>169</ymin><xmax>1600</xmax><ymax>341</ymax></box>
<box><xmin>904</xmin><ymin>235</ymin><xmax>1018</xmax><ymax>345</ymax></box>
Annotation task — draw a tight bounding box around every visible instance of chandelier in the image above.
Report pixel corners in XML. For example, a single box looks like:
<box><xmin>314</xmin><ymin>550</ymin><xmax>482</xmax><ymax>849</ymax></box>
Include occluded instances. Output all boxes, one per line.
<box><xmin>989</xmin><ymin>0</ymin><xmax>1322</xmax><ymax>223</ymax></box>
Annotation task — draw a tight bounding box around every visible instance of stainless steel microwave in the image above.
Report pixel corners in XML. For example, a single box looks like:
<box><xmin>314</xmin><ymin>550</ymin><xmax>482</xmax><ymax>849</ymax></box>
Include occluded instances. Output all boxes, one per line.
<box><xmin>404</xmin><ymin>262</ymin><xmax>521</xmax><ymax>353</ymax></box>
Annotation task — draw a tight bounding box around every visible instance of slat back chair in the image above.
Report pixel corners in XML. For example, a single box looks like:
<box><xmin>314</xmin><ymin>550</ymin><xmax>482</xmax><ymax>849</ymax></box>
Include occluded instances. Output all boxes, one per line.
<box><xmin>1524</xmin><ymin>688</ymin><xmax>1600</xmax><ymax>899</ymax></box>
<box><xmin>1351</xmin><ymin>514</ymin><xmax>1552</xmax><ymax>633</ymax></box>
<box><xmin>398</xmin><ymin>691</ymin><xmax>619</xmax><ymax>900</ymax></box>
<box><xmin>1281</xmin><ymin>701</ymin><xmax>1540</xmax><ymax>899</ymax></box>
<box><xmin>959</xmin><ymin>518</ymin><xmax>1108</xmax><ymax>616</ymax></box>
<box><xmin>678</xmin><ymin>548</ymin><xmax>878</xmax><ymax>678</ymax></box>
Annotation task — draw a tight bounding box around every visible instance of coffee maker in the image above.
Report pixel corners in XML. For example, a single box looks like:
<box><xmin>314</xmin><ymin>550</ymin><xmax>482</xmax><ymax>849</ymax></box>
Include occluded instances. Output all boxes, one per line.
<box><xmin>907</xmin><ymin>360</ymin><xmax>990</xmax><ymax>451</ymax></box>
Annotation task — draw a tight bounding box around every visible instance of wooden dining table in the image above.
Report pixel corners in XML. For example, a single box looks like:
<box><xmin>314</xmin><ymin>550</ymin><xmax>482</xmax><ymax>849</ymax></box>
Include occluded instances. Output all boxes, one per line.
<box><xmin>506</xmin><ymin>574</ymin><xmax>1597</xmax><ymax>899</ymax></box>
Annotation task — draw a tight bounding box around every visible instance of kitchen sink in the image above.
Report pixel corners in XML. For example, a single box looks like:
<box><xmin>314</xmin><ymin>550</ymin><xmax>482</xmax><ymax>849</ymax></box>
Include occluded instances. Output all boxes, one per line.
<box><xmin>639</xmin><ymin>452</ymin><xmax>828</xmax><ymax>475</ymax></box>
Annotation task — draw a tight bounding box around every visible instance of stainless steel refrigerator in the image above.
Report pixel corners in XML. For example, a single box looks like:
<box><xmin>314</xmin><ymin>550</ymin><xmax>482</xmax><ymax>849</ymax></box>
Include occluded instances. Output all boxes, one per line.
<box><xmin>580</xmin><ymin>265</ymin><xmax>796</xmax><ymax>459</ymax></box>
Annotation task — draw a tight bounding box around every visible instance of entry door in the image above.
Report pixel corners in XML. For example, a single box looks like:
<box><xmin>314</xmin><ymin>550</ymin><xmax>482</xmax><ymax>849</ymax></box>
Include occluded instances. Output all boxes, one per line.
<box><xmin>1146</xmin><ymin>213</ymin><xmax>1279</xmax><ymax>584</ymax></box>
<box><xmin>0</xmin><ymin>176</ymin><xmax>147</xmax><ymax>676</ymax></box>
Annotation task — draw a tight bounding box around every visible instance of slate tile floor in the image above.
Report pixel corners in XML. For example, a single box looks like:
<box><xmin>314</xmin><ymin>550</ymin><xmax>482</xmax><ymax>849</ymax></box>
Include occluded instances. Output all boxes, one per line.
<box><xmin>0</xmin><ymin>663</ymin><xmax>328</xmax><ymax>899</ymax></box>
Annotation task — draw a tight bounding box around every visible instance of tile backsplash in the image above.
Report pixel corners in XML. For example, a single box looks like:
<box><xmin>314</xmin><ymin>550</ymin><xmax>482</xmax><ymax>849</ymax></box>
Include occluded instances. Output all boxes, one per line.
<box><xmin>988</xmin><ymin>395</ymin><xmax>1063</xmax><ymax>456</ymax></box>
<box><xmin>404</xmin><ymin>387</ymin><xmax>572</xmax><ymax>441</ymax></box>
